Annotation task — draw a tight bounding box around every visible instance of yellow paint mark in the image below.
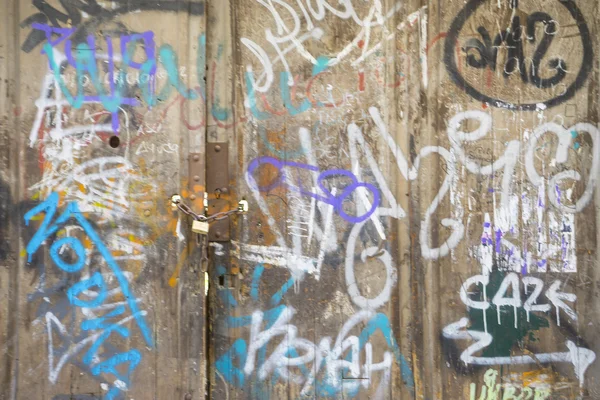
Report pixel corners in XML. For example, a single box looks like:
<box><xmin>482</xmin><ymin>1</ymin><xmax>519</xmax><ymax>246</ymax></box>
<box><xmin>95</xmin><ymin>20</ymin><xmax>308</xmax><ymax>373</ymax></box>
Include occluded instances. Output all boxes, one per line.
<box><xmin>20</xmin><ymin>249</ymin><xmax>27</xmax><ymax>258</ymax></box>
<box><xmin>93</xmin><ymin>202</ymin><xmax>108</xmax><ymax>209</ymax></box>
<box><xmin>411</xmin><ymin>347</ymin><xmax>423</xmax><ymax>399</ymax></box>
<box><xmin>521</xmin><ymin>368</ymin><xmax>556</xmax><ymax>387</ymax></box>
<box><xmin>127</xmin><ymin>235</ymin><xmax>144</xmax><ymax>246</ymax></box>
<box><xmin>83</xmin><ymin>237</ymin><xmax>93</xmax><ymax>249</ymax></box>
<box><xmin>192</xmin><ymin>184</ymin><xmax>204</xmax><ymax>193</ymax></box>
<box><xmin>167</xmin><ymin>219</ymin><xmax>178</xmax><ymax>236</ymax></box>
<box><xmin>168</xmin><ymin>244</ymin><xmax>191</xmax><ymax>287</ymax></box>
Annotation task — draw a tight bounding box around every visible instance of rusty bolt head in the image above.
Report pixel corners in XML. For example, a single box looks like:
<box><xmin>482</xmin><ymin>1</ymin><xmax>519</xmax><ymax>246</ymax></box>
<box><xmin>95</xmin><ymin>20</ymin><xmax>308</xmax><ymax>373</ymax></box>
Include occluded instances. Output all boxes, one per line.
<box><xmin>184</xmin><ymin>394</ymin><xmax>192</xmax><ymax>400</ymax></box>
<box><xmin>192</xmin><ymin>154</ymin><xmax>200</xmax><ymax>162</ymax></box>
<box><xmin>215</xmin><ymin>231</ymin><xmax>221</xmax><ymax>238</ymax></box>
<box><xmin>143</xmin><ymin>209</ymin><xmax>151</xmax><ymax>217</ymax></box>
<box><xmin>220</xmin><ymin>187</ymin><xmax>229</xmax><ymax>194</ymax></box>
<box><xmin>214</xmin><ymin>145</ymin><xmax>221</xmax><ymax>152</ymax></box>
<box><xmin>193</xmin><ymin>175</ymin><xmax>200</xmax><ymax>182</ymax></box>
<box><xmin>190</xmin><ymin>194</ymin><xmax>197</xmax><ymax>201</ymax></box>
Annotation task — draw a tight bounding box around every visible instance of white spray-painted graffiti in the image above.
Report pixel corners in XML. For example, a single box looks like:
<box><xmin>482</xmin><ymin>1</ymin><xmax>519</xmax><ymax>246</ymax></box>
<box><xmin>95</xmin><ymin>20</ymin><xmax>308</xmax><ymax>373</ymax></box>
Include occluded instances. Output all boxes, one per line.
<box><xmin>240</xmin><ymin>103</ymin><xmax>599</xmax><ymax>391</ymax></box>
<box><xmin>214</xmin><ymin>264</ymin><xmax>414</xmax><ymax>398</ymax></box>
<box><xmin>443</xmin><ymin>317</ymin><xmax>595</xmax><ymax>387</ymax></box>
<box><xmin>13</xmin><ymin>0</ymin><xmax>600</xmax><ymax>397</ymax></box>
<box><xmin>25</xmin><ymin>193</ymin><xmax>153</xmax><ymax>399</ymax></box>
<box><xmin>243</xmin><ymin>106</ymin><xmax>599</xmax><ymax>308</ymax></box>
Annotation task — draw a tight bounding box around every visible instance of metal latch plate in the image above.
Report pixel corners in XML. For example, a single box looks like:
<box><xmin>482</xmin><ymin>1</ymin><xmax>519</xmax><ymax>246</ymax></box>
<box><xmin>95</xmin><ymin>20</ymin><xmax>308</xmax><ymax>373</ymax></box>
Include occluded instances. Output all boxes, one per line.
<box><xmin>206</xmin><ymin>142</ymin><xmax>229</xmax><ymax>241</ymax></box>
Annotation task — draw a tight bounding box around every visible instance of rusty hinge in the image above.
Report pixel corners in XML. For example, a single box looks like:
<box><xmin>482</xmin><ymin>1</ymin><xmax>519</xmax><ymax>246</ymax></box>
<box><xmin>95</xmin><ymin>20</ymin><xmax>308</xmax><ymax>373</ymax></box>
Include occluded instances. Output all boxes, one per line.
<box><xmin>206</xmin><ymin>142</ymin><xmax>229</xmax><ymax>241</ymax></box>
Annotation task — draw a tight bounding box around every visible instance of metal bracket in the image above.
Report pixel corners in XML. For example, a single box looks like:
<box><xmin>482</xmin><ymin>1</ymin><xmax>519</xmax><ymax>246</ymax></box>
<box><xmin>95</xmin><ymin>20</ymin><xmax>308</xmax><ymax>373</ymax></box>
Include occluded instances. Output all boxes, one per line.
<box><xmin>188</xmin><ymin>153</ymin><xmax>205</xmax><ymax>214</ymax></box>
<box><xmin>206</xmin><ymin>143</ymin><xmax>229</xmax><ymax>241</ymax></box>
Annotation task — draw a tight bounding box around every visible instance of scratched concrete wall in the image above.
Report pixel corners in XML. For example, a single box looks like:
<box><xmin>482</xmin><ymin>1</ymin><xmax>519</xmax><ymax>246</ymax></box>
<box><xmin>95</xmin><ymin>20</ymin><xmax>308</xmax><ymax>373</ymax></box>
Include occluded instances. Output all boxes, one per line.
<box><xmin>1</xmin><ymin>0</ymin><xmax>600</xmax><ymax>399</ymax></box>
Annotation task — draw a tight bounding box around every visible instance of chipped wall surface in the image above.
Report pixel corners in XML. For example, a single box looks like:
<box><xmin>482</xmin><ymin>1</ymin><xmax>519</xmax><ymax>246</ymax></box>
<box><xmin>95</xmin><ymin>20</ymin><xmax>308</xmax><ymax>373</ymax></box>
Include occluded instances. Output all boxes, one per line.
<box><xmin>1</xmin><ymin>0</ymin><xmax>600</xmax><ymax>399</ymax></box>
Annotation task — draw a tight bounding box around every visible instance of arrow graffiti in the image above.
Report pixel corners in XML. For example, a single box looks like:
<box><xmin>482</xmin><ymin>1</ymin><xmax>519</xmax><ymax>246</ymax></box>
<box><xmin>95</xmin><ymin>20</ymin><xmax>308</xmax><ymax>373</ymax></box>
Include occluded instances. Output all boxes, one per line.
<box><xmin>443</xmin><ymin>317</ymin><xmax>596</xmax><ymax>386</ymax></box>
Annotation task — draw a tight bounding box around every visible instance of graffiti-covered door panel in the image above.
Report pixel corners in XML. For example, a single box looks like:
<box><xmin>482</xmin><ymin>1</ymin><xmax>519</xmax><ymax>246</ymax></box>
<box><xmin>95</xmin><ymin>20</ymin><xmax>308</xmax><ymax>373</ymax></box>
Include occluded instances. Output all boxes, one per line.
<box><xmin>1</xmin><ymin>1</ymin><xmax>207</xmax><ymax>399</ymax></box>
<box><xmin>2</xmin><ymin>0</ymin><xmax>600</xmax><ymax>399</ymax></box>
<box><xmin>209</xmin><ymin>0</ymin><xmax>600</xmax><ymax>399</ymax></box>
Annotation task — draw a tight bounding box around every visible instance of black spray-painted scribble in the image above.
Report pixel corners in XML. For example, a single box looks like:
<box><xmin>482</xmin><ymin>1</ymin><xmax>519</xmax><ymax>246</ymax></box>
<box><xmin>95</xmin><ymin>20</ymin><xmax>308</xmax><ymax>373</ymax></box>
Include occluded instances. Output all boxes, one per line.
<box><xmin>444</xmin><ymin>0</ymin><xmax>593</xmax><ymax>110</ymax></box>
<box><xmin>21</xmin><ymin>0</ymin><xmax>204</xmax><ymax>52</ymax></box>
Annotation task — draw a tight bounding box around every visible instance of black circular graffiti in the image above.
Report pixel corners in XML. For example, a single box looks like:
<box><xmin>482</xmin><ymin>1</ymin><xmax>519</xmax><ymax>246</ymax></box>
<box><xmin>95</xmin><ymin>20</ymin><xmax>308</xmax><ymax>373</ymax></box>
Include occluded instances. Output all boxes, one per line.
<box><xmin>444</xmin><ymin>0</ymin><xmax>593</xmax><ymax>110</ymax></box>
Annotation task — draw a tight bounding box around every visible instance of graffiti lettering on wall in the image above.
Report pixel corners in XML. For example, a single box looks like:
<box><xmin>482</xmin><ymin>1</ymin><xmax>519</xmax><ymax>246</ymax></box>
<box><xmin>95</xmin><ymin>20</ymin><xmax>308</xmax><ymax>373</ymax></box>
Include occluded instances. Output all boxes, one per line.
<box><xmin>24</xmin><ymin>192</ymin><xmax>153</xmax><ymax>400</ymax></box>
<box><xmin>242</xmin><ymin>106</ymin><xmax>598</xmax><ymax>301</ymax></box>
<box><xmin>14</xmin><ymin>0</ymin><xmax>600</xmax><ymax>397</ymax></box>
<box><xmin>28</xmin><ymin>29</ymin><xmax>243</xmax><ymax>135</ymax></box>
<box><xmin>241</xmin><ymin>1</ymin><xmax>429</xmax><ymax>119</ymax></box>
<box><xmin>18</xmin><ymin>3</ymin><xmax>209</xmax><ymax>397</ymax></box>
<box><xmin>444</xmin><ymin>234</ymin><xmax>595</xmax><ymax>387</ymax></box>
<box><xmin>241</xmin><ymin>100</ymin><xmax>599</xmax><ymax>392</ymax></box>
<box><xmin>241</xmin><ymin>0</ymin><xmax>402</xmax><ymax>88</ymax></box>
<box><xmin>469</xmin><ymin>369</ymin><xmax>553</xmax><ymax>400</ymax></box>
<box><xmin>451</xmin><ymin>110</ymin><xmax>599</xmax><ymax>274</ymax></box>
<box><xmin>243</xmin><ymin>107</ymin><xmax>460</xmax><ymax>311</ymax></box>
<box><xmin>214</xmin><ymin>265</ymin><xmax>414</xmax><ymax>398</ymax></box>
<box><xmin>444</xmin><ymin>277</ymin><xmax>595</xmax><ymax>387</ymax></box>
<box><xmin>247</xmin><ymin>156</ymin><xmax>380</xmax><ymax>223</ymax></box>
<box><xmin>445</xmin><ymin>0</ymin><xmax>593</xmax><ymax>110</ymax></box>
<box><xmin>445</xmin><ymin>108</ymin><xmax>596</xmax><ymax>387</ymax></box>
<box><xmin>31</xmin><ymin>24</ymin><xmax>206</xmax><ymax>133</ymax></box>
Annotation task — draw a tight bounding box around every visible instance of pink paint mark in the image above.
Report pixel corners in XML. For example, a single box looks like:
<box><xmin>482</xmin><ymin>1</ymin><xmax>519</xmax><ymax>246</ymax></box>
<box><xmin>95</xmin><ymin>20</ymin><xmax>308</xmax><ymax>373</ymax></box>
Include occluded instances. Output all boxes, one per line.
<box><xmin>358</xmin><ymin>70</ymin><xmax>365</xmax><ymax>92</ymax></box>
<box><xmin>425</xmin><ymin>32</ymin><xmax>447</xmax><ymax>54</ymax></box>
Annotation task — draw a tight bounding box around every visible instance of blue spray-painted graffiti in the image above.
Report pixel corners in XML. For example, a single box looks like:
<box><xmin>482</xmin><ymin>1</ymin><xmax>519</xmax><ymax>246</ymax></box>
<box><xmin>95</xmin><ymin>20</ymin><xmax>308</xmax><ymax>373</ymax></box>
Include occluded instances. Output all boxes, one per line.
<box><xmin>32</xmin><ymin>23</ymin><xmax>206</xmax><ymax>133</ymax></box>
<box><xmin>247</xmin><ymin>156</ymin><xmax>380</xmax><ymax>223</ymax></box>
<box><xmin>244</xmin><ymin>56</ymin><xmax>347</xmax><ymax>119</ymax></box>
<box><xmin>24</xmin><ymin>192</ymin><xmax>153</xmax><ymax>400</ymax></box>
<box><xmin>214</xmin><ymin>265</ymin><xmax>414</xmax><ymax>398</ymax></box>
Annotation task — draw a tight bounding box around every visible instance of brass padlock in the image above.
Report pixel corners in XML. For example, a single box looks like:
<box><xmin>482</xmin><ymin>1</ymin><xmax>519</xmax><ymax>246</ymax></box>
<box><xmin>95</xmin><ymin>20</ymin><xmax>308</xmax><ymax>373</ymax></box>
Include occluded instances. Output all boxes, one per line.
<box><xmin>192</xmin><ymin>220</ymin><xmax>209</xmax><ymax>235</ymax></box>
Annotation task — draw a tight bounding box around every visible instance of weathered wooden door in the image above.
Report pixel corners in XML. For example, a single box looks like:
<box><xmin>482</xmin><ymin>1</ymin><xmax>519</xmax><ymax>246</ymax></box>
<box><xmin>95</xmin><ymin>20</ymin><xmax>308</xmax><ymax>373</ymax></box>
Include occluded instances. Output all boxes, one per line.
<box><xmin>1</xmin><ymin>1</ymin><xmax>208</xmax><ymax>399</ymax></box>
<box><xmin>2</xmin><ymin>0</ymin><xmax>600</xmax><ymax>399</ymax></box>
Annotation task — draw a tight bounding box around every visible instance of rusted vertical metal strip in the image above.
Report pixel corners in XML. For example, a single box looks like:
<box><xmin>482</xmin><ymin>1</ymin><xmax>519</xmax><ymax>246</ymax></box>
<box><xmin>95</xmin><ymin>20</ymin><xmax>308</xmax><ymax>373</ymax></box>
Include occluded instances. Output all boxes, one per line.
<box><xmin>206</xmin><ymin>143</ymin><xmax>230</xmax><ymax>241</ymax></box>
<box><xmin>205</xmin><ymin>0</ymin><xmax>237</xmax><ymax>398</ymax></box>
<box><xmin>182</xmin><ymin>3</ymin><xmax>209</xmax><ymax>398</ymax></box>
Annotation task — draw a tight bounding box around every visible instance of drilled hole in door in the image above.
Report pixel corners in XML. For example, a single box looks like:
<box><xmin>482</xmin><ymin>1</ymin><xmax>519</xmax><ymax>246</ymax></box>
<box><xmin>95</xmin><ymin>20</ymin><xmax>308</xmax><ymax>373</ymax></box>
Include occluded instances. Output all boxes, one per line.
<box><xmin>109</xmin><ymin>136</ymin><xmax>120</xmax><ymax>148</ymax></box>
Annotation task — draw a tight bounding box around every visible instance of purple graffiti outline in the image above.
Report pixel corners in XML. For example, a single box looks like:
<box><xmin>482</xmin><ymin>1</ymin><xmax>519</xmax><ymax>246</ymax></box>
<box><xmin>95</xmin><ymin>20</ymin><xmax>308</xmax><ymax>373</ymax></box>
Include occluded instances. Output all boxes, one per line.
<box><xmin>247</xmin><ymin>156</ymin><xmax>380</xmax><ymax>223</ymax></box>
